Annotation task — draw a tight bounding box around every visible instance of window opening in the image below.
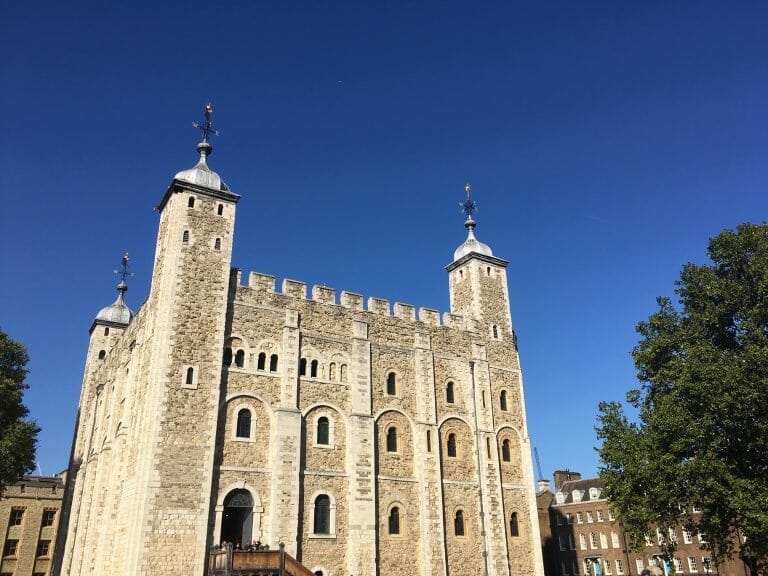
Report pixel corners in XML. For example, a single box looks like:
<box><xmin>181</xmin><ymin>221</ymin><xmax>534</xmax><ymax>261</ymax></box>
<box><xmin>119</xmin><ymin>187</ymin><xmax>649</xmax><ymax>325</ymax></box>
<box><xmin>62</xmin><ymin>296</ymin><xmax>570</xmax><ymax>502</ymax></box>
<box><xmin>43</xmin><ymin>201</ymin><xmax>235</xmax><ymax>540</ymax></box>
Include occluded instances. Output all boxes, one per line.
<box><xmin>313</xmin><ymin>495</ymin><xmax>331</xmax><ymax>534</ymax></box>
<box><xmin>98</xmin><ymin>350</ymin><xmax>106</xmax><ymax>360</ymax></box>
<box><xmin>426</xmin><ymin>430</ymin><xmax>432</xmax><ymax>452</ymax></box>
<box><xmin>257</xmin><ymin>353</ymin><xmax>266</xmax><ymax>371</ymax></box>
<box><xmin>340</xmin><ymin>364</ymin><xmax>348</xmax><ymax>382</ymax></box>
<box><xmin>42</xmin><ymin>509</ymin><xmax>56</xmax><ymax>527</ymax></box>
<box><xmin>104</xmin><ymin>326</ymin><xmax>109</xmax><ymax>336</ymax></box>
<box><xmin>454</xmin><ymin>510</ymin><xmax>465</xmax><ymax>536</ymax></box>
<box><xmin>386</xmin><ymin>427</ymin><xmax>398</xmax><ymax>452</ymax></box>
<box><xmin>223</xmin><ymin>348</ymin><xmax>232</xmax><ymax>366</ymax></box>
<box><xmin>269</xmin><ymin>354</ymin><xmax>278</xmax><ymax>372</ymax></box>
<box><xmin>493</xmin><ymin>325</ymin><xmax>498</xmax><ymax>339</ymax></box>
<box><xmin>446</xmin><ymin>381</ymin><xmax>455</xmax><ymax>404</ymax></box>
<box><xmin>510</xmin><ymin>512</ymin><xmax>520</xmax><ymax>536</ymax></box>
<box><xmin>482</xmin><ymin>390</ymin><xmax>486</xmax><ymax>407</ymax></box>
<box><xmin>329</xmin><ymin>362</ymin><xmax>337</xmax><ymax>381</ymax></box>
<box><xmin>299</xmin><ymin>358</ymin><xmax>307</xmax><ymax>376</ymax></box>
<box><xmin>188</xmin><ymin>196</ymin><xmax>195</xmax><ymax>208</ymax></box>
<box><xmin>214</xmin><ymin>238</ymin><xmax>221</xmax><ymax>250</ymax></box>
<box><xmin>221</xmin><ymin>489</ymin><xmax>254</xmax><ymax>547</ymax></box>
<box><xmin>500</xmin><ymin>390</ymin><xmax>508</xmax><ymax>411</ymax></box>
<box><xmin>185</xmin><ymin>367</ymin><xmax>194</xmax><ymax>386</ymax></box>
<box><xmin>235</xmin><ymin>350</ymin><xmax>245</xmax><ymax>368</ymax></box>
<box><xmin>502</xmin><ymin>439</ymin><xmax>511</xmax><ymax>461</ymax></box>
<box><xmin>317</xmin><ymin>417</ymin><xmax>329</xmax><ymax>445</ymax></box>
<box><xmin>447</xmin><ymin>433</ymin><xmax>457</xmax><ymax>457</ymax></box>
<box><xmin>388</xmin><ymin>506</ymin><xmax>400</xmax><ymax>535</ymax></box>
<box><xmin>486</xmin><ymin>437</ymin><xmax>491</xmax><ymax>458</ymax></box>
<box><xmin>183</xmin><ymin>230</ymin><xmax>189</xmax><ymax>243</ymax></box>
<box><xmin>9</xmin><ymin>508</ymin><xmax>24</xmax><ymax>526</ymax></box>
<box><xmin>386</xmin><ymin>372</ymin><xmax>396</xmax><ymax>395</ymax></box>
<box><xmin>310</xmin><ymin>359</ymin><xmax>318</xmax><ymax>378</ymax></box>
<box><xmin>218</xmin><ymin>204</ymin><xmax>224</xmax><ymax>215</ymax></box>
<box><xmin>236</xmin><ymin>409</ymin><xmax>251</xmax><ymax>438</ymax></box>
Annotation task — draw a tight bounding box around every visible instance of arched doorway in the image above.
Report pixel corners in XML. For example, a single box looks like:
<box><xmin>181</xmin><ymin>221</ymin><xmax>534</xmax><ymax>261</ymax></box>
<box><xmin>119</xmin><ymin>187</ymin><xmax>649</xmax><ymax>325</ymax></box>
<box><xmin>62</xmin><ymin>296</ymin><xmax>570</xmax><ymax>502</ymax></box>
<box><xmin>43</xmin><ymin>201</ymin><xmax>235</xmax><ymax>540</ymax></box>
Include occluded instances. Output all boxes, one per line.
<box><xmin>221</xmin><ymin>489</ymin><xmax>253</xmax><ymax>548</ymax></box>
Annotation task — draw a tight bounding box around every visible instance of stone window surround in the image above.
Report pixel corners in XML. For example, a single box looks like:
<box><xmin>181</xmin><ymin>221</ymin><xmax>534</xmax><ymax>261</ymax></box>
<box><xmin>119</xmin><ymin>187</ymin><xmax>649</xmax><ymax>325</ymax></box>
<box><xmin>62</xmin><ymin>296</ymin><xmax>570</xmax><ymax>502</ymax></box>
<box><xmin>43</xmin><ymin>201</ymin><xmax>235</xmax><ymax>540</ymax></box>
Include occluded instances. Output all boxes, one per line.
<box><xmin>385</xmin><ymin>369</ymin><xmax>401</xmax><ymax>397</ymax></box>
<box><xmin>231</xmin><ymin>402</ymin><xmax>256</xmax><ymax>442</ymax></box>
<box><xmin>308</xmin><ymin>490</ymin><xmax>337</xmax><ymax>539</ymax></box>
<box><xmin>182</xmin><ymin>364</ymin><xmax>199</xmax><ymax>389</ymax></box>
<box><xmin>386</xmin><ymin>501</ymin><xmax>405</xmax><ymax>538</ymax></box>
<box><xmin>311</xmin><ymin>409</ymin><xmax>336</xmax><ymax>449</ymax></box>
<box><xmin>212</xmin><ymin>483</ymin><xmax>264</xmax><ymax>544</ymax></box>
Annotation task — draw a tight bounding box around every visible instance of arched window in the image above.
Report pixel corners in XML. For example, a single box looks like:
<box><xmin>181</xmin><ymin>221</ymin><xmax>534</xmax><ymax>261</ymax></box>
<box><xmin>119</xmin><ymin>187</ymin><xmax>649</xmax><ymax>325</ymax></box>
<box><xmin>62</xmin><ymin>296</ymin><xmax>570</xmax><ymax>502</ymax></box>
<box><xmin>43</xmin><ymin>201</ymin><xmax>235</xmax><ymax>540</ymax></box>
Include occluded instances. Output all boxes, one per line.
<box><xmin>185</xmin><ymin>367</ymin><xmax>194</xmax><ymax>386</ymax></box>
<box><xmin>236</xmin><ymin>409</ymin><xmax>251</xmax><ymax>438</ymax></box>
<box><xmin>502</xmin><ymin>439</ymin><xmax>511</xmax><ymax>462</ymax></box>
<box><xmin>235</xmin><ymin>350</ymin><xmax>245</xmax><ymax>368</ymax></box>
<box><xmin>223</xmin><ymin>347</ymin><xmax>233</xmax><ymax>366</ymax></box>
<box><xmin>188</xmin><ymin>196</ymin><xmax>195</xmax><ymax>208</ymax></box>
<box><xmin>257</xmin><ymin>353</ymin><xmax>266</xmax><ymax>371</ymax></box>
<box><xmin>386</xmin><ymin>372</ymin><xmax>396</xmax><ymax>395</ymax></box>
<box><xmin>454</xmin><ymin>510</ymin><xmax>465</xmax><ymax>536</ymax></box>
<box><xmin>214</xmin><ymin>238</ymin><xmax>221</xmax><ymax>250</ymax></box>
<box><xmin>221</xmin><ymin>489</ymin><xmax>253</xmax><ymax>546</ymax></box>
<box><xmin>388</xmin><ymin>506</ymin><xmax>400</xmax><ymax>535</ymax></box>
<box><xmin>510</xmin><ymin>512</ymin><xmax>520</xmax><ymax>536</ymax></box>
<box><xmin>310</xmin><ymin>360</ymin><xmax>318</xmax><ymax>378</ymax></box>
<box><xmin>493</xmin><ymin>325</ymin><xmax>499</xmax><ymax>339</ymax></box>
<box><xmin>98</xmin><ymin>350</ymin><xmax>106</xmax><ymax>360</ymax></box>
<box><xmin>317</xmin><ymin>417</ymin><xmax>329</xmax><ymax>445</ymax></box>
<box><xmin>217</xmin><ymin>204</ymin><xmax>224</xmax><ymax>215</ymax></box>
<box><xmin>486</xmin><ymin>437</ymin><xmax>491</xmax><ymax>458</ymax></box>
<box><xmin>269</xmin><ymin>354</ymin><xmax>278</xmax><ymax>372</ymax></box>
<box><xmin>329</xmin><ymin>362</ymin><xmax>337</xmax><ymax>381</ymax></box>
<box><xmin>104</xmin><ymin>327</ymin><xmax>109</xmax><ymax>336</ymax></box>
<box><xmin>313</xmin><ymin>495</ymin><xmax>330</xmax><ymax>534</ymax></box>
<box><xmin>446</xmin><ymin>381</ymin><xmax>455</xmax><ymax>404</ymax></box>
<box><xmin>486</xmin><ymin>266</ymin><xmax>491</xmax><ymax>276</ymax></box>
<box><xmin>500</xmin><ymin>390</ymin><xmax>508</xmax><ymax>411</ymax></box>
<box><xmin>590</xmin><ymin>532</ymin><xmax>597</xmax><ymax>549</ymax></box>
<box><xmin>611</xmin><ymin>531</ymin><xmax>620</xmax><ymax>548</ymax></box>
<box><xmin>386</xmin><ymin>427</ymin><xmax>398</xmax><ymax>452</ymax></box>
<box><xmin>182</xmin><ymin>230</ymin><xmax>189</xmax><ymax>243</ymax></box>
<box><xmin>299</xmin><ymin>358</ymin><xmax>307</xmax><ymax>376</ymax></box>
<box><xmin>447</xmin><ymin>433</ymin><xmax>457</xmax><ymax>458</ymax></box>
<box><xmin>340</xmin><ymin>364</ymin><xmax>348</xmax><ymax>382</ymax></box>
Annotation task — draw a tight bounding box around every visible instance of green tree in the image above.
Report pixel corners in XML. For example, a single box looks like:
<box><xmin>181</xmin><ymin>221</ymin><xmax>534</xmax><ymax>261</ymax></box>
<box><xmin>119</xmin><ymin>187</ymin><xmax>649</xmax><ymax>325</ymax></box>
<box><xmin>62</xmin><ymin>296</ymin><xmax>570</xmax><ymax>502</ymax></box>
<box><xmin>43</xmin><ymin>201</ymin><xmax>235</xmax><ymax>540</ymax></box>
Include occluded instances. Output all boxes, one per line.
<box><xmin>597</xmin><ymin>223</ymin><xmax>768</xmax><ymax>574</ymax></box>
<box><xmin>0</xmin><ymin>328</ymin><xmax>39</xmax><ymax>492</ymax></box>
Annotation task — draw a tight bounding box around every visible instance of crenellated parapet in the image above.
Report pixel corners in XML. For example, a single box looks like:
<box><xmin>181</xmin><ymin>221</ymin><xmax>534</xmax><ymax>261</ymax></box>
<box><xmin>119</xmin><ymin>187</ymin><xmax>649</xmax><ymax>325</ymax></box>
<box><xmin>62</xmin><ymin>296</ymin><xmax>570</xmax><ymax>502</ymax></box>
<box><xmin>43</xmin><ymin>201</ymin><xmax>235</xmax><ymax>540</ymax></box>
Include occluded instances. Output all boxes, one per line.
<box><xmin>233</xmin><ymin>269</ymin><xmax>479</xmax><ymax>333</ymax></box>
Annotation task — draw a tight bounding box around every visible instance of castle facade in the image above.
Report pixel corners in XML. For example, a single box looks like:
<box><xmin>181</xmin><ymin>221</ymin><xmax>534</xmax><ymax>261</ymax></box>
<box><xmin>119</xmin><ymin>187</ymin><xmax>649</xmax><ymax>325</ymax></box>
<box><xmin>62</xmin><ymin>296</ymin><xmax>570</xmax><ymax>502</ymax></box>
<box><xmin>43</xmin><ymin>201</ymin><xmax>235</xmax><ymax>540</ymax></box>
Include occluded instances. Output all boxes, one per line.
<box><xmin>54</xmin><ymin>127</ymin><xmax>544</xmax><ymax>576</ymax></box>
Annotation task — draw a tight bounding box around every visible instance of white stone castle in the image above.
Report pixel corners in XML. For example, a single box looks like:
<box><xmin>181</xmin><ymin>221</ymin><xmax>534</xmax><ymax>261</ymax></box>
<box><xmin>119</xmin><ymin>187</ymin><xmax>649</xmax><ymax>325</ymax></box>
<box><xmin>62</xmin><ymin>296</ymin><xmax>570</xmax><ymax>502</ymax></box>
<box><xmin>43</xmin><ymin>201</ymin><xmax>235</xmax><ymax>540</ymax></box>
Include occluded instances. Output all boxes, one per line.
<box><xmin>54</xmin><ymin>109</ymin><xmax>545</xmax><ymax>576</ymax></box>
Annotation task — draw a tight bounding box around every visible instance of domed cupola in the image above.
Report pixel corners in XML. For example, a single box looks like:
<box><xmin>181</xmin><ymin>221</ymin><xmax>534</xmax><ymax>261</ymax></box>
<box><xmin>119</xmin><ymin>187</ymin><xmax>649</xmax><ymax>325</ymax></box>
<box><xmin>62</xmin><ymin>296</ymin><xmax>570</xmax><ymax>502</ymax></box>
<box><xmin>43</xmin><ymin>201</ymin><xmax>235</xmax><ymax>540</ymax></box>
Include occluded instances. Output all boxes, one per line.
<box><xmin>452</xmin><ymin>183</ymin><xmax>494</xmax><ymax>262</ymax></box>
<box><xmin>173</xmin><ymin>103</ymin><xmax>229</xmax><ymax>192</ymax></box>
<box><xmin>91</xmin><ymin>254</ymin><xmax>134</xmax><ymax>333</ymax></box>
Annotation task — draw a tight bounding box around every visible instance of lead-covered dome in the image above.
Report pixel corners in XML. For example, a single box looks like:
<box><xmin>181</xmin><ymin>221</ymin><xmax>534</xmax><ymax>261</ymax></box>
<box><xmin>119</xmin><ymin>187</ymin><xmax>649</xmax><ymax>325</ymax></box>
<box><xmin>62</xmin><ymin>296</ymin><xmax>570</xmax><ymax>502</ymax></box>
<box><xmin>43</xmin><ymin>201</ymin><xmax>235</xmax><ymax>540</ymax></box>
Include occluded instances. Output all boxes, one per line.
<box><xmin>95</xmin><ymin>281</ymin><xmax>134</xmax><ymax>325</ymax></box>
<box><xmin>453</xmin><ymin>218</ymin><xmax>493</xmax><ymax>261</ymax></box>
<box><xmin>174</xmin><ymin>141</ymin><xmax>229</xmax><ymax>191</ymax></box>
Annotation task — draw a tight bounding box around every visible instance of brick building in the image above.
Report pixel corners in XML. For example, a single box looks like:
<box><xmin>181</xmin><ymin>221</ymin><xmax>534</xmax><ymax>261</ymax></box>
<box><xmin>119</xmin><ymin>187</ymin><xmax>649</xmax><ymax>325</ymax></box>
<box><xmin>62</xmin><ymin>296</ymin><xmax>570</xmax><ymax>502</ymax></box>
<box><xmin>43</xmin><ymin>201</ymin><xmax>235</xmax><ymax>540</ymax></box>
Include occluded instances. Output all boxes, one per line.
<box><xmin>54</xmin><ymin>112</ymin><xmax>544</xmax><ymax>576</ymax></box>
<box><xmin>542</xmin><ymin>472</ymin><xmax>748</xmax><ymax>576</ymax></box>
<box><xmin>1</xmin><ymin>475</ymin><xmax>65</xmax><ymax>576</ymax></box>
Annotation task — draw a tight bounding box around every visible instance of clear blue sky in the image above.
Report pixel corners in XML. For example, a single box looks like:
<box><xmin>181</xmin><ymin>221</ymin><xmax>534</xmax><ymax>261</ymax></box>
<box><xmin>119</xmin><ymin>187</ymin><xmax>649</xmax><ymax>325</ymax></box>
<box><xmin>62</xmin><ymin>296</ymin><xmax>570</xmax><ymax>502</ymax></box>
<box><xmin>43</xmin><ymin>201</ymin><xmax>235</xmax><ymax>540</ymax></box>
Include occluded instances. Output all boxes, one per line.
<box><xmin>1</xmin><ymin>1</ymin><xmax>766</xmax><ymax>480</ymax></box>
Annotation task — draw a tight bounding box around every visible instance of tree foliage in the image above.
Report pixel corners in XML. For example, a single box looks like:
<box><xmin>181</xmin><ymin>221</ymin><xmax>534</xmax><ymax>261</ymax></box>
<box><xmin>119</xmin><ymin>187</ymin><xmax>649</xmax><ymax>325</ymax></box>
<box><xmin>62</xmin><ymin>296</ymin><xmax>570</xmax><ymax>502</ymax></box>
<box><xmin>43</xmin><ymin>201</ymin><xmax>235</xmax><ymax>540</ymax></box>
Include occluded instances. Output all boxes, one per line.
<box><xmin>0</xmin><ymin>327</ymin><xmax>39</xmax><ymax>493</ymax></box>
<box><xmin>597</xmin><ymin>223</ymin><xmax>768</xmax><ymax>573</ymax></box>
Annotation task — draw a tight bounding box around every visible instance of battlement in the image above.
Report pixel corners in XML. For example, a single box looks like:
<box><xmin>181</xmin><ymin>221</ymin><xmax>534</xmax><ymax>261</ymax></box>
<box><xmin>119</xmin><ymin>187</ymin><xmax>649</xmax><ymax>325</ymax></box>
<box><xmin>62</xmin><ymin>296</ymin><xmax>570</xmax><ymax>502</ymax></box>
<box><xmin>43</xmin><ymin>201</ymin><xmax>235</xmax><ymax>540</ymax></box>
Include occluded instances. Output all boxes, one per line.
<box><xmin>232</xmin><ymin>269</ymin><xmax>479</xmax><ymax>332</ymax></box>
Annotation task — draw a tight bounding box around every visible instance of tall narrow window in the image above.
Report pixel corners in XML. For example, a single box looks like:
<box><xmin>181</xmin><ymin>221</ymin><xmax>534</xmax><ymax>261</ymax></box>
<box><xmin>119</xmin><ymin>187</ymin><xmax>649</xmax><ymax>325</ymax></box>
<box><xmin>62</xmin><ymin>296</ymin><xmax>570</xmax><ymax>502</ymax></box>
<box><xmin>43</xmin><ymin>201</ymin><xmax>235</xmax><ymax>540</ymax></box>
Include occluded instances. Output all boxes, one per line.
<box><xmin>446</xmin><ymin>381</ymin><xmax>455</xmax><ymax>404</ymax></box>
<box><xmin>299</xmin><ymin>358</ymin><xmax>307</xmax><ymax>376</ymax></box>
<box><xmin>98</xmin><ymin>350</ymin><xmax>106</xmax><ymax>360</ymax></box>
<box><xmin>185</xmin><ymin>367</ymin><xmax>194</xmax><ymax>386</ymax></box>
<box><xmin>9</xmin><ymin>508</ymin><xmax>24</xmax><ymax>526</ymax></box>
<box><xmin>486</xmin><ymin>437</ymin><xmax>491</xmax><ymax>458</ymax></box>
<box><xmin>235</xmin><ymin>350</ymin><xmax>245</xmax><ymax>368</ymax></box>
<box><xmin>214</xmin><ymin>238</ymin><xmax>221</xmax><ymax>250</ymax></box>
<box><xmin>236</xmin><ymin>409</ymin><xmax>251</xmax><ymax>438</ymax></box>
<box><xmin>502</xmin><ymin>439</ymin><xmax>511</xmax><ymax>462</ymax></box>
<box><xmin>454</xmin><ymin>510</ymin><xmax>465</xmax><ymax>536</ymax></box>
<box><xmin>493</xmin><ymin>325</ymin><xmax>499</xmax><ymax>339</ymax></box>
<box><xmin>223</xmin><ymin>347</ymin><xmax>233</xmax><ymax>366</ymax></box>
<box><xmin>217</xmin><ymin>204</ymin><xmax>224</xmax><ymax>215</ymax></box>
<box><xmin>257</xmin><ymin>353</ymin><xmax>266</xmax><ymax>371</ymax></box>
<box><xmin>426</xmin><ymin>430</ymin><xmax>432</xmax><ymax>452</ymax></box>
<box><xmin>269</xmin><ymin>354</ymin><xmax>278</xmax><ymax>372</ymax></box>
<box><xmin>313</xmin><ymin>495</ymin><xmax>330</xmax><ymax>534</ymax></box>
<box><xmin>188</xmin><ymin>196</ymin><xmax>195</xmax><ymax>208</ymax></box>
<box><xmin>340</xmin><ymin>364</ymin><xmax>348</xmax><ymax>382</ymax></box>
<box><xmin>386</xmin><ymin>427</ymin><xmax>398</xmax><ymax>452</ymax></box>
<box><xmin>388</xmin><ymin>507</ymin><xmax>400</xmax><ymax>535</ymax></box>
<box><xmin>329</xmin><ymin>362</ymin><xmax>337</xmax><ymax>381</ymax></box>
<box><xmin>510</xmin><ymin>512</ymin><xmax>520</xmax><ymax>536</ymax></box>
<box><xmin>500</xmin><ymin>390</ymin><xmax>508</xmax><ymax>411</ymax></box>
<box><xmin>183</xmin><ymin>230</ymin><xmax>189</xmax><ymax>243</ymax></box>
<box><xmin>482</xmin><ymin>390</ymin><xmax>486</xmax><ymax>407</ymax></box>
<box><xmin>317</xmin><ymin>417</ymin><xmax>329</xmax><ymax>445</ymax></box>
<box><xmin>447</xmin><ymin>433</ymin><xmax>457</xmax><ymax>457</ymax></box>
<box><xmin>104</xmin><ymin>326</ymin><xmax>109</xmax><ymax>336</ymax></box>
<box><xmin>310</xmin><ymin>359</ymin><xmax>318</xmax><ymax>378</ymax></box>
<box><xmin>386</xmin><ymin>372</ymin><xmax>396</xmax><ymax>395</ymax></box>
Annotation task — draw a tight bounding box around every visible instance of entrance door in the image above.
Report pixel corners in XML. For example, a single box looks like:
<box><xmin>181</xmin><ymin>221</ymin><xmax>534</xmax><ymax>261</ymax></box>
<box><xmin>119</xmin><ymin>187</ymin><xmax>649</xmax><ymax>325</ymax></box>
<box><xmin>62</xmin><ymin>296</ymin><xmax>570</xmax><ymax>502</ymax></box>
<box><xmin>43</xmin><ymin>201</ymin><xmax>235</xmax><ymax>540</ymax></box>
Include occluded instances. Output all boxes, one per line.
<box><xmin>221</xmin><ymin>489</ymin><xmax>253</xmax><ymax>548</ymax></box>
